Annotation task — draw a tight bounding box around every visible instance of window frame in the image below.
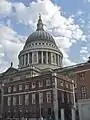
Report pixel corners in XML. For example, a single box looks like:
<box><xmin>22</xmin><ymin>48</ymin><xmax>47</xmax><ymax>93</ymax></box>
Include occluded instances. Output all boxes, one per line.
<box><xmin>32</xmin><ymin>82</ymin><xmax>36</xmax><ymax>89</ymax></box>
<box><xmin>32</xmin><ymin>93</ymin><xmax>36</xmax><ymax>104</ymax></box>
<box><xmin>19</xmin><ymin>84</ymin><xmax>22</xmax><ymax>91</ymax></box>
<box><xmin>46</xmin><ymin>91</ymin><xmax>51</xmax><ymax>103</ymax></box>
<box><xmin>25</xmin><ymin>94</ymin><xmax>29</xmax><ymax>105</ymax></box>
<box><xmin>39</xmin><ymin>81</ymin><xmax>43</xmax><ymax>88</ymax></box>
<box><xmin>46</xmin><ymin>79</ymin><xmax>51</xmax><ymax>87</ymax></box>
<box><xmin>8</xmin><ymin>86</ymin><xmax>11</xmax><ymax>93</ymax></box>
<box><xmin>13</xmin><ymin>96</ymin><xmax>16</xmax><ymax>106</ymax></box>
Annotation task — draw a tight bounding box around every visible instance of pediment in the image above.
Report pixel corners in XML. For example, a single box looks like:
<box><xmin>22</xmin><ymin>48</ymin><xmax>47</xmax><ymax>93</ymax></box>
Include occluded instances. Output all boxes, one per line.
<box><xmin>3</xmin><ymin>67</ymin><xmax>18</xmax><ymax>75</ymax></box>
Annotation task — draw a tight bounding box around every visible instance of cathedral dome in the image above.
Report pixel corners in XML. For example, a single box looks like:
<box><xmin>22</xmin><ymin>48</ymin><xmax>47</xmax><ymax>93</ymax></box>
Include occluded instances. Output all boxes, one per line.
<box><xmin>18</xmin><ymin>14</ymin><xmax>63</xmax><ymax>70</ymax></box>
<box><xmin>24</xmin><ymin>14</ymin><xmax>56</xmax><ymax>48</ymax></box>
<box><xmin>25</xmin><ymin>30</ymin><xmax>56</xmax><ymax>46</ymax></box>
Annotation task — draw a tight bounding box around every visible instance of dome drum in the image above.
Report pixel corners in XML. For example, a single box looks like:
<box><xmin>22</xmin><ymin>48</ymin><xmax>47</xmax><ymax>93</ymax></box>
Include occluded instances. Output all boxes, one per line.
<box><xmin>19</xmin><ymin>50</ymin><xmax>62</xmax><ymax>69</ymax></box>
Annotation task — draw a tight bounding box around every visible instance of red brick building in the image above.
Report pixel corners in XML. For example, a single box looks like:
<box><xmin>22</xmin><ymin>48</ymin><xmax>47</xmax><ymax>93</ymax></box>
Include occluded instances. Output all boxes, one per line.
<box><xmin>56</xmin><ymin>57</ymin><xmax>90</xmax><ymax>101</ymax></box>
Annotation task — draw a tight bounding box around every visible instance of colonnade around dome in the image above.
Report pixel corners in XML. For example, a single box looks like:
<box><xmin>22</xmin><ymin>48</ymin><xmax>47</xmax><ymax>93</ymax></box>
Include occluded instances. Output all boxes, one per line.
<box><xmin>19</xmin><ymin>51</ymin><xmax>62</xmax><ymax>68</ymax></box>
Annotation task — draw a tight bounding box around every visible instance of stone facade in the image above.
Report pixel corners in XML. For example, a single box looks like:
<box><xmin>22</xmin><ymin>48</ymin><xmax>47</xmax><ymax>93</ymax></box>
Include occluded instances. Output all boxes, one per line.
<box><xmin>0</xmin><ymin>14</ymin><xmax>75</xmax><ymax>119</ymax></box>
<box><xmin>0</xmin><ymin>68</ymin><xmax>73</xmax><ymax>119</ymax></box>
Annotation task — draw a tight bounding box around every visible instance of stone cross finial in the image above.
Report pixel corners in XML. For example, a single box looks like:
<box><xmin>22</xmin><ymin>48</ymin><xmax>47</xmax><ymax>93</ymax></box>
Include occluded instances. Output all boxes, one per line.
<box><xmin>39</xmin><ymin>13</ymin><xmax>41</xmax><ymax>20</ymax></box>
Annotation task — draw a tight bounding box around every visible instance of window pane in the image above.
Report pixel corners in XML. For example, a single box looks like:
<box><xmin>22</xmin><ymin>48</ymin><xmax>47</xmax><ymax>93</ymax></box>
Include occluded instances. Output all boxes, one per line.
<box><xmin>8</xmin><ymin>87</ymin><xmax>11</xmax><ymax>93</ymax></box>
<box><xmin>46</xmin><ymin>91</ymin><xmax>51</xmax><ymax>103</ymax></box>
<box><xmin>32</xmin><ymin>94</ymin><xmax>36</xmax><ymax>104</ymax></box>
<box><xmin>25</xmin><ymin>84</ymin><xmax>29</xmax><ymax>90</ymax></box>
<box><xmin>39</xmin><ymin>81</ymin><xmax>43</xmax><ymax>88</ymax></box>
<box><xmin>25</xmin><ymin>94</ymin><xmax>29</xmax><ymax>105</ymax></box>
<box><xmin>13</xmin><ymin>96</ymin><xmax>16</xmax><ymax>106</ymax></box>
<box><xmin>8</xmin><ymin>96</ymin><xmax>11</xmax><ymax>106</ymax></box>
<box><xmin>13</xmin><ymin>86</ymin><xmax>17</xmax><ymax>92</ymax></box>
<box><xmin>61</xmin><ymin>92</ymin><xmax>64</xmax><ymax>103</ymax></box>
<box><xmin>32</xmin><ymin>82</ymin><xmax>36</xmax><ymax>89</ymax></box>
<box><xmin>39</xmin><ymin>92</ymin><xmax>43</xmax><ymax>104</ymax></box>
<box><xmin>19</xmin><ymin>85</ymin><xmax>22</xmax><ymax>90</ymax></box>
<box><xmin>46</xmin><ymin>80</ymin><xmax>51</xmax><ymax>86</ymax></box>
<box><xmin>19</xmin><ymin>95</ymin><xmax>22</xmax><ymax>105</ymax></box>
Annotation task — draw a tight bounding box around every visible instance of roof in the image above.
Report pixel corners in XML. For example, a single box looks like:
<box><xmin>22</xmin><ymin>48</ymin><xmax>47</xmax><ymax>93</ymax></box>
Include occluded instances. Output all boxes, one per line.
<box><xmin>3</xmin><ymin>67</ymin><xmax>18</xmax><ymax>75</ymax></box>
<box><xmin>24</xmin><ymin>14</ymin><xmax>56</xmax><ymax>47</ymax></box>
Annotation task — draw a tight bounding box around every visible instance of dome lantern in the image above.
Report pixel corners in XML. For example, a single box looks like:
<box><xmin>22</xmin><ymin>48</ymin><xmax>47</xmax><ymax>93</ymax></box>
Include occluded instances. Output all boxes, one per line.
<box><xmin>36</xmin><ymin>13</ymin><xmax>44</xmax><ymax>31</ymax></box>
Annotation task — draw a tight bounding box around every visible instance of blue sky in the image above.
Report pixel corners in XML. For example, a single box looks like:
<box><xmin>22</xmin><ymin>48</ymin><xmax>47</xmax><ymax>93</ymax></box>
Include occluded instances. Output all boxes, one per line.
<box><xmin>0</xmin><ymin>0</ymin><xmax>90</xmax><ymax>72</ymax></box>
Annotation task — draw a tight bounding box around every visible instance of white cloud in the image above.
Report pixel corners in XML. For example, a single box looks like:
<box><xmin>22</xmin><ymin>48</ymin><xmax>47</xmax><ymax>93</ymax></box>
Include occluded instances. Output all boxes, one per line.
<box><xmin>0</xmin><ymin>0</ymin><xmax>12</xmax><ymax>18</ymax></box>
<box><xmin>80</xmin><ymin>46</ymin><xmax>89</xmax><ymax>62</ymax></box>
<box><xmin>0</xmin><ymin>25</ymin><xmax>24</xmax><ymax>72</ymax></box>
<box><xmin>0</xmin><ymin>0</ymin><xmax>86</xmax><ymax>72</ymax></box>
<box><xmin>80</xmin><ymin>46</ymin><xmax>88</xmax><ymax>54</ymax></box>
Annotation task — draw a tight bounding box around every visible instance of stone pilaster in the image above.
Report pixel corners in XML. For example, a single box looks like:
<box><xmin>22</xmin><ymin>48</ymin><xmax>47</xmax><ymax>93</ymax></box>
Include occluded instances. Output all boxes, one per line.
<box><xmin>46</xmin><ymin>52</ymin><xmax>48</xmax><ymax>64</ymax></box>
<box><xmin>32</xmin><ymin>52</ymin><xmax>34</xmax><ymax>64</ymax></box>
<box><xmin>37</xmin><ymin>52</ymin><xmax>38</xmax><ymax>64</ymax></box>
<box><xmin>52</xmin><ymin>73</ymin><xmax>58</xmax><ymax>120</ymax></box>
